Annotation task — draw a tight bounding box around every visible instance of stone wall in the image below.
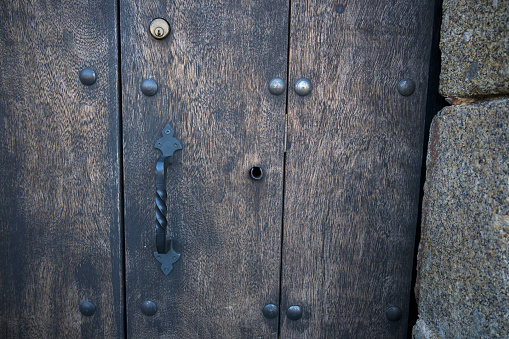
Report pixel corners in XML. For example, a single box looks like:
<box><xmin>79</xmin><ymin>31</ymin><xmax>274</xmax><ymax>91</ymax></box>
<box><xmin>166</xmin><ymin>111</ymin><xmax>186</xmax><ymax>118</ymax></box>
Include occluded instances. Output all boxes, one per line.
<box><xmin>413</xmin><ymin>1</ymin><xmax>508</xmax><ymax>338</ymax></box>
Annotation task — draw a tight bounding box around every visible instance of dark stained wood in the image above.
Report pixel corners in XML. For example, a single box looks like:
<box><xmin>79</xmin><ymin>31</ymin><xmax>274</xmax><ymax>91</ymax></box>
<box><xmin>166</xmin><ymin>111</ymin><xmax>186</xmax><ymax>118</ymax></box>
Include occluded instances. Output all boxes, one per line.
<box><xmin>281</xmin><ymin>0</ymin><xmax>435</xmax><ymax>337</ymax></box>
<box><xmin>0</xmin><ymin>1</ymin><xmax>123</xmax><ymax>337</ymax></box>
<box><xmin>120</xmin><ymin>1</ymin><xmax>288</xmax><ymax>337</ymax></box>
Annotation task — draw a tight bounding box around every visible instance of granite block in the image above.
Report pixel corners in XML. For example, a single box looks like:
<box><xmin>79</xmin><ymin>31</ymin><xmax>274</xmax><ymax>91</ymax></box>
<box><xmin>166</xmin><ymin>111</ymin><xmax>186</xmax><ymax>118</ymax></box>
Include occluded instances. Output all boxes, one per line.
<box><xmin>440</xmin><ymin>0</ymin><xmax>509</xmax><ymax>97</ymax></box>
<box><xmin>414</xmin><ymin>99</ymin><xmax>509</xmax><ymax>338</ymax></box>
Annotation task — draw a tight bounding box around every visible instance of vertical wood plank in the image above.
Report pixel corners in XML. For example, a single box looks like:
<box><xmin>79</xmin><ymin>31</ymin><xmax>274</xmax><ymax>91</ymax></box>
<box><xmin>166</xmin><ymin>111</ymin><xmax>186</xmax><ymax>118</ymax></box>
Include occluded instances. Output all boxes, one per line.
<box><xmin>281</xmin><ymin>0</ymin><xmax>435</xmax><ymax>337</ymax></box>
<box><xmin>120</xmin><ymin>1</ymin><xmax>288</xmax><ymax>337</ymax></box>
<box><xmin>0</xmin><ymin>1</ymin><xmax>123</xmax><ymax>337</ymax></box>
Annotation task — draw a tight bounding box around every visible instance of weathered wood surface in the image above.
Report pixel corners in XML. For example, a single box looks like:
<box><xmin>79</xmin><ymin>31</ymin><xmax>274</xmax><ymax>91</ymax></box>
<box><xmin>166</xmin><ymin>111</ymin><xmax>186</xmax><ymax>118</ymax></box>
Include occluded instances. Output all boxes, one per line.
<box><xmin>0</xmin><ymin>0</ymin><xmax>123</xmax><ymax>337</ymax></box>
<box><xmin>120</xmin><ymin>1</ymin><xmax>288</xmax><ymax>337</ymax></box>
<box><xmin>281</xmin><ymin>0</ymin><xmax>435</xmax><ymax>337</ymax></box>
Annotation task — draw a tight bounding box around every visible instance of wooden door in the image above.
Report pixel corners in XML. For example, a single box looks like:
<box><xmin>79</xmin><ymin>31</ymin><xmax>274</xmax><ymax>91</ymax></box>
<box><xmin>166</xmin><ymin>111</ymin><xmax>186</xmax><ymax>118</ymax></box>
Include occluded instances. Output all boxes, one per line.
<box><xmin>120</xmin><ymin>0</ymin><xmax>288</xmax><ymax>337</ymax></box>
<box><xmin>0</xmin><ymin>0</ymin><xmax>123</xmax><ymax>337</ymax></box>
<box><xmin>280</xmin><ymin>1</ymin><xmax>435</xmax><ymax>337</ymax></box>
<box><xmin>1</xmin><ymin>0</ymin><xmax>435</xmax><ymax>338</ymax></box>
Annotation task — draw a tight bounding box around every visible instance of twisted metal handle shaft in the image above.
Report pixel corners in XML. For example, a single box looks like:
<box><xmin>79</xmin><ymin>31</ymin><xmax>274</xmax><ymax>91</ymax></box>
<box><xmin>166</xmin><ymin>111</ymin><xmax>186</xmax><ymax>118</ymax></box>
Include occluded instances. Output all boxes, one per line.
<box><xmin>155</xmin><ymin>157</ymin><xmax>168</xmax><ymax>253</ymax></box>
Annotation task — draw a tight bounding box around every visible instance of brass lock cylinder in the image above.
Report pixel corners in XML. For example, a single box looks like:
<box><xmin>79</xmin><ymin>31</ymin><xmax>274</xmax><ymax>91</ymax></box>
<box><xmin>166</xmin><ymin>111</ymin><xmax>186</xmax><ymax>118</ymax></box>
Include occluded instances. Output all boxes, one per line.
<box><xmin>149</xmin><ymin>18</ymin><xmax>170</xmax><ymax>39</ymax></box>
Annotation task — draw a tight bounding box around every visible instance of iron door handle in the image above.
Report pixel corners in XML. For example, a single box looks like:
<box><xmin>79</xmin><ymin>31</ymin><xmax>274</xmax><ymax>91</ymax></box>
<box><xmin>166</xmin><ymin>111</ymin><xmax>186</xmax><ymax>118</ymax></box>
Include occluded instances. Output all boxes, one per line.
<box><xmin>153</xmin><ymin>124</ymin><xmax>182</xmax><ymax>276</ymax></box>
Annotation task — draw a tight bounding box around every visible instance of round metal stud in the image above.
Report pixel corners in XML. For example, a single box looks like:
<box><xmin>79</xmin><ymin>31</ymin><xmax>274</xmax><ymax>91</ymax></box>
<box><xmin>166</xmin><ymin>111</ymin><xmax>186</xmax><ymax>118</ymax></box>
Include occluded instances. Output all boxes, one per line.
<box><xmin>141</xmin><ymin>79</ymin><xmax>158</xmax><ymax>96</ymax></box>
<box><xmin>262</xmin><ymin>304</ymin><xmax>278</xmax><ymax>319</ymax></box>
<box><xmin>250</xmin><ymin>167</ymin><xmax>263</xmax><ymax>180</ymax></box>
<box><xmin>386</xmin><ymin>305</ymin><xmax>403</xmax><ymax>322</ymax></box>
<box><xmin>149</xmin><ymin>18</ymin><xmax>170</xmax><ymax>40</ymax></box>
<box><xmin>268</xmin><ymin>77</ymin><xmax>286</xmax><ymax>96</ymax></box>
<box><xmin>79</xmin><ymin>301</ymin><xmax>96</xmax><ymax>316</ymax></box>
<box><xmin>286</xmin><ymin>305</ymin><xmax>303</xmax><ymax>321</ymax></box>
<box><xmin>397</xmin><ymin>78</ymin><xmax>416</xmax><ymax>96</ymax></box>
<box><xmin>79</xmin><ymin>68</ymin><xmax>96</xmax><ymax>86</ymax></box>
<box><xmin>294</xmin><ymin>78</ymin><xmax>312</xmax><ymax>96</ymax></box>
<box><xmin>141</xmin><ymin>300</ymin><xmax>157</xmax><ymax>316</ymax></box>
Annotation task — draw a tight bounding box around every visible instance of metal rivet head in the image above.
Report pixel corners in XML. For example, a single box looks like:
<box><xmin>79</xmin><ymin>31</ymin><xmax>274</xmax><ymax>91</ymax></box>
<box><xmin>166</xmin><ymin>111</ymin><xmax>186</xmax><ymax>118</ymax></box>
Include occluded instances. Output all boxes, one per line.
<box><xmin>336</xmin><ymin>5</ymin><xmax>345</xmax><ymax>13</ymax></box>
<box><xmin>141</xmin><ymin>300</ymin><xmax>157</xmax><ymax>316</ymax></box>
<box><xmin>262</xmin><ymin>304</ymin><xmax>278</xmax><ymax>319</ymax></box>
<box><xmin>294</xmin><ymin>78</ymin><xmax>312</xmax><ymax>96</ymax></box>
<box><xmin>79</xmin><ymin>301</ymin><xmax>96</xmax><ymax>316</ymax></box>
<box><xmin>79</xmin><ymin>68</ymin><xmax>96</xmax><ymax>86</ymax></box>
<box><xmin>149</xmin><ymin>18</ymin><xmax>170</xmax><ymax>40</ymax></box>
<box><xmin>268</xmin><ymin>77</ymin><xmax>286</xmax><ymax>95</ymax></box>
<box><xmin>386</xmin><ymin>306</ymin><xmax>402</xmax><ymax>321</ymax></box>
<box><xmin>397</xmin><ymin>78</ymin><xmax>416</xmax><ymax>96</ymax></box>
<box><xmin>141</xmin><ymin>79</ymin><xmax>158</xmax><ymax>96</ymax></box>
<box><xmin>250</xmin><ymin>167</ymin><xmax>263</xmax><ymax>180</ymax></box>
<box><xmin>286</xmin><ymin>305</ymin><xmax>303</xmax><ymax>320</ymax></box>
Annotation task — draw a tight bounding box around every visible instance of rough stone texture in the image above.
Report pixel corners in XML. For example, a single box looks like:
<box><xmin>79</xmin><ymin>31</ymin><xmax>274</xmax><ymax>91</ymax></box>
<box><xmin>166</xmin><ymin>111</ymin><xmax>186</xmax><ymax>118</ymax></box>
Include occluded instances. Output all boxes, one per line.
<box><xmin>413</xmin><ymin>99</ymin><xmax>509</xmax><ymax>338</ymax></box>
<box><xmin>439</xmin><ymin>0</ymin><xmax>509</xmax><ymax>98</ymax></box>
<box><xmin>413</xmin><ymin>319</ymin><xmax>442</xmax><ymax>339</ymax></box>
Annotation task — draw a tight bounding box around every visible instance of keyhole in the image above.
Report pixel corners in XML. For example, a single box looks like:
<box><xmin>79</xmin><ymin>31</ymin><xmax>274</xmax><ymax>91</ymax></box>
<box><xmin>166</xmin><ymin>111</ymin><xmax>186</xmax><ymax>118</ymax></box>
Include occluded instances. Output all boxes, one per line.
<box><xmin>155</xmin><ymin>27</ymin><xmax>164</xmax><ymax>37</ymax></box>
<box><xmin>250</xmin><ymin>167</ymin><xmax>263</xmax><ymax>180</ymax></box>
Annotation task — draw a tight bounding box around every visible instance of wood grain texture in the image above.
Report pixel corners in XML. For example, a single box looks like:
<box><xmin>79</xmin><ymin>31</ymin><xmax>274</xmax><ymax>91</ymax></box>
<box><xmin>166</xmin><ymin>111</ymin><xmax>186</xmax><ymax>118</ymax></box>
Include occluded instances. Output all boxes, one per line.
<box><xmin>120</xmin><ymin>1</ymin><xmax>288</xmax><ymax>337</ymax></box>
<box><xmin>0</xmin><ymin>1</ymin><xmax>123</xmax><ymax>337</ymax></box>
<box><xmin>281</xmin><ymin>0</ymin><xmax>435</xmax><ymax>337</ymax></box>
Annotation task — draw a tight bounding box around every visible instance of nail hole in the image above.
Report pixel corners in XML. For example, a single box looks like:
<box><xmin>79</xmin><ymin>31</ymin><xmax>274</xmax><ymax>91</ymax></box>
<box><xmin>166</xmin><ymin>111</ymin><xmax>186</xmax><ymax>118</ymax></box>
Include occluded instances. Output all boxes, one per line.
<box><xmin>250</xmin><ymin>167</ymin><xmax>263</xmax><ymax>180</ymax></box>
